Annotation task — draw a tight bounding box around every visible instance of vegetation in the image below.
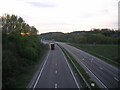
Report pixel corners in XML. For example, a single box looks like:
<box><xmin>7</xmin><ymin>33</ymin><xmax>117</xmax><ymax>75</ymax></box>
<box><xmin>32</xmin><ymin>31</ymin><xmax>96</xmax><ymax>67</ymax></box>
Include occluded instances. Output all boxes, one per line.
<box><xmin>41</xmin><ymin>29</ymin><xmax>119</xmax><ymax>65</ymax></box>
<box><xmin>41</xmin><ymin>29</ymin><xmax>120</xmax><ymax>44</ymax></box>
<box><xmin>1</xmin><ymin>14</ymin><xmax>38</xmax><ymax>35</ymax></box>
<box><xmin>1</xmin><ymin>14</ymin><xmax>48</xmax><ymax>88</ymax></box>
<box><xmin>70</xmin><ymin>43</ymin><xmax>119</xmax><ymax>66</ymax></box>
<box><xmin>41</xmin><ymin>32</ymin><xmax>67</xmax><ymax>42</ymax></box>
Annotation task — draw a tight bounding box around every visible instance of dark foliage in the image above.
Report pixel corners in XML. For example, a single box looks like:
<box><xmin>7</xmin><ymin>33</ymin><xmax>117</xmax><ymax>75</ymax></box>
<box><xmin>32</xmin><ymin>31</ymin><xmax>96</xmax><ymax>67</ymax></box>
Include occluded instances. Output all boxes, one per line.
<box><xmin>1</xmin><ymin>14</ymin><xmax>48</xmax><ymax>88</ymax></box>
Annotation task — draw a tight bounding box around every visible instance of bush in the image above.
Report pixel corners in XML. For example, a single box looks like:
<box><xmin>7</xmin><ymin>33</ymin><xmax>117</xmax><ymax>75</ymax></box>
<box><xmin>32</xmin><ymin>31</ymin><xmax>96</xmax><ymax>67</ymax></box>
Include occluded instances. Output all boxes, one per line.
<box><xmin>2</xmin><ymin>32</ymin><xmax>48</xmax><ymax>88</ymax></box>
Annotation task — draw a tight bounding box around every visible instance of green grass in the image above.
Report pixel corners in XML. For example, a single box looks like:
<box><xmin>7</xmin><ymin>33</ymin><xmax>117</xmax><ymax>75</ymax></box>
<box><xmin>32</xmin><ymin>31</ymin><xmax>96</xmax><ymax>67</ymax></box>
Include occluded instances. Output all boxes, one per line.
<box><xmin>58</xmin><ymin>44</ymin><xmax>100</xmax><ymax>89</ymax></box>
<box><xmin>69</xmin><ymin>43</ymin><xmax>119</xmax><ymax>67</ymax></box>
<box><xmin>15</xmin><ymin>46</ymin><xmax>49</xmax><ymax>88</ymax></box>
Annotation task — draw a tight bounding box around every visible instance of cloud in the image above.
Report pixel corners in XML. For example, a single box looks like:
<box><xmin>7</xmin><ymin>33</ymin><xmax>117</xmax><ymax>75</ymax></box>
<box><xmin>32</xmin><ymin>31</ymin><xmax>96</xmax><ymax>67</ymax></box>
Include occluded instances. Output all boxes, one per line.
<box><xmin>79</xmin><ymin>13</ymin><xmax>94</xmax><ymax>19</ymax></box>
<box><xmin>0</xmin><ymin>0</ymin><xmax>118</xmax><ymax>33</ymax></box>
<box><xmin>27</xmin><ymin>2</ymin><xmax>57</xmax><ymax>8</ymax></box>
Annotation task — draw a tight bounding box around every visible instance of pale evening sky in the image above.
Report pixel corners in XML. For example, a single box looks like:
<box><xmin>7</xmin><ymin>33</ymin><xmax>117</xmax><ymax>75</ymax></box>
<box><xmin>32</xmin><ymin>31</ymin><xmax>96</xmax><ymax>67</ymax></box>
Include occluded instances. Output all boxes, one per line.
<box><xmin>0</xmin><ymin>0</ymin><xmax>119</xmax><ymax>33</ymax></box>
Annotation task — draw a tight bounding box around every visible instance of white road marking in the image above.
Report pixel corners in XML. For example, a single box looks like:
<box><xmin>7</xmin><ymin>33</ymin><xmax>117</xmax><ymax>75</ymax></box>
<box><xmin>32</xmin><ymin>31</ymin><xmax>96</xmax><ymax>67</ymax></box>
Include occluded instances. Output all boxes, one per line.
<box><xmin>55</xmin><ymin>70</ymin><xmax>57</xmax><ymax>74</ymax></box>
<box><xmin>55</xmin><ymin>63</ymin><xmax>57</xmax><ymax>66</ymax></box>
<box><xmin>55</xmin><ymin>83</ymin><xmax>57</xmax><ymax>88</ymax></box>
<box><xmin>61</xmin><ymin>51</ymin><xmax>79</xmax><ymax>88</ymax></box>
<box><xmin>114</xmin><ymin>77</ymin><xmax>119</xmax><ymax>82</ymax></box>
<box><xmin>69</xmin><ymin>51</ymin><xmax>108</xmax><ymax>88</ymax></box>
<box><xmin>90</xmin><ymin>58</ymin><xmax>93</xmax><ymax>63</ymax></box>
<box><xmin>91</xmin><ymin>59</ymin><xmax>94</xmax><ymax>62</ymax></box>
<box><xmin>99</xmin><ymin>67</ymin><xmax>103</xmax><ymax>70</ymax></box>
<box><xmin>33</xmin><ymin>51</ymin><xmax>50</xmax><ymax>89</ymax></box>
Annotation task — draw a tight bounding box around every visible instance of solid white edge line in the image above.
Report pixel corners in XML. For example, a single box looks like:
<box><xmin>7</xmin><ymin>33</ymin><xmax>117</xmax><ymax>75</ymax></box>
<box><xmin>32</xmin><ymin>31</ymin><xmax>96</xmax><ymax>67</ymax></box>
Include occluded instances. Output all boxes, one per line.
<box><xmin>33</xmin><ymin>51</ymin><xmax>50</xmax><ymax>89</ymax></box>
<box><xmin>70</xmin><ymin>51</ymin><xmax>108</xmax><ymax>88</ymax></box>
<box><xmin>61</xmin><ymin>51</ymin><xmax>80</xmax><ymax>88</ymax></box>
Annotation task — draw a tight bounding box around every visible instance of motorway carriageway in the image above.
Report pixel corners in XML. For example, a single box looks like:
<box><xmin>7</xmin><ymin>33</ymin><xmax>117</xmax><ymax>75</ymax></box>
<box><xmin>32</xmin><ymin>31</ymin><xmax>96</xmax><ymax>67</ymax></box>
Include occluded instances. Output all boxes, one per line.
<box><xmin>32</xmin><ymin>45</ymin><xmax>80</xmax><ymax>88</ymax></box>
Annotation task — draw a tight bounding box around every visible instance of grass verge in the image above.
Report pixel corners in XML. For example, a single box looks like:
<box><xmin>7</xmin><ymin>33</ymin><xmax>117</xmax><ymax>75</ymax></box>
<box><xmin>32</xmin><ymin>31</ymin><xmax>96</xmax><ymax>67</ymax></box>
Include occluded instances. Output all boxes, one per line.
<box><xmin>69</xmin><ymin>43</ymin><xmax>119</xmax><ymax>67</ymax></box>
<box><xmin>58</xmin><ymin>44</ymin><xmax>100</xmax><ymax>89</ymax></box>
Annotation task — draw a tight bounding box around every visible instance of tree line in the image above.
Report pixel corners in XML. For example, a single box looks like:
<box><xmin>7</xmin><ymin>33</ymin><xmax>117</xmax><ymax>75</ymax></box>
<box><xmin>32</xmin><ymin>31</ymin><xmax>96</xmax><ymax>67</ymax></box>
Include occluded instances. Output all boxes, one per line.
<box><xmin>1</xmin><ymin>14</ymin><xmax>48</xmax><ymax>88</ymax></box>
<box><xmin>1</xmin><ymin>14</ymin><xmax>38</xmax><ymax>35</ymax></box>
<box><xmin>40</xmin><ymin>29</ymin><xmax>120</xmax><ymax>44</ymax></box>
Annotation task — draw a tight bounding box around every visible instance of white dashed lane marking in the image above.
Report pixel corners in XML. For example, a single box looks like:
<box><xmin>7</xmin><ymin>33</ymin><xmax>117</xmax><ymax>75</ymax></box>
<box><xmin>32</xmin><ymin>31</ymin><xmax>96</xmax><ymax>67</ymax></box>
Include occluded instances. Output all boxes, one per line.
<box><xmin>91</xmin><ymin>58</ymin><xmax>94</xmax><ymax>62</ymax></box>
<box><xmin>55</xmin><ymin>83</ymin><xmax>57</xmax><ymax>88</ymax></box>
<box><xmin>55</xmin><ymin>70</ymin><xmax>57</xmax><ymax>74</ymax></box>
<box><xmin>99</xmin><ymin>67</ymin><xmax>103</xmax><ymax>70</ymax></box>
<box><xmin>114</xmin><ymin>77</ymin><xmax>119</xmax><ymax>82</ymax></box>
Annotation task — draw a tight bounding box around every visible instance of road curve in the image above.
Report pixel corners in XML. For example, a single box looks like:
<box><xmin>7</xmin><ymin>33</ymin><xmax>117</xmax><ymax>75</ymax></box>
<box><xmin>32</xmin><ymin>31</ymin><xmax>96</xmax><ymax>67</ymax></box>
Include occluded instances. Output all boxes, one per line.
<box><xmin>33</xmin><ymin>44</ymin><xmax>79</xmax><ymax>88</ymax></box>
<box><xmin>57</xmin><ymin>42</ymin><xmax>120</xmax><ymax>88</ymax></box>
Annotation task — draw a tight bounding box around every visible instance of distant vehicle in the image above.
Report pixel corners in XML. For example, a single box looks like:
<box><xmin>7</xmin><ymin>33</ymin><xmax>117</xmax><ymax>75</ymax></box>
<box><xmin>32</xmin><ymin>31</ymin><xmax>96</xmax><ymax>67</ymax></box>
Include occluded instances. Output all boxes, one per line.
<box><xmin>50</xmin><ymin>43</ymin><xmax>55</xmax><ymax>50</ymax></box>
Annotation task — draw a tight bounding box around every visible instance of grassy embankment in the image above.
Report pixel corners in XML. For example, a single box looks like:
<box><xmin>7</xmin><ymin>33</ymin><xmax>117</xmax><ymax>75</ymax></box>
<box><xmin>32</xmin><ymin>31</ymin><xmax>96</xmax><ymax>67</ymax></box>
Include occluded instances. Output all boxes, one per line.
<box><xmin>58</xmin><ymin>44</ymin><xmax>100</xmax><ymax>89</ymax></box>
<box><xmin>3</xmin><ymin>32</ymin><xmax>48</xmax><ymax>88</ymax></box>
<box><xmin>69</xmin><ymin>43</ymin><xmax>119</xmax><ymax>67</ymax></box>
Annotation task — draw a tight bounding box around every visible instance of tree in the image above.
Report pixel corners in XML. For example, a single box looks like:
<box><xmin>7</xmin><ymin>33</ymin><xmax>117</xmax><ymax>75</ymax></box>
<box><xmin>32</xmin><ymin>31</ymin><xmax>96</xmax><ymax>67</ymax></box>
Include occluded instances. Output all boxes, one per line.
<box><xmin>1</xmin><ymin>14</ymin><xmax>38</xmax><ymax>35</ymax></box>
<box><xmin>17</xmin><ymin>17</ymin><xmax>24</xmax><ymax>32</ymax></box>
<box><xmin>1</xmin><ymin>14</ymin><xmax>10</xmax><ymax>33</ymax></box>
<box><xmin>30</xmin><ymin>26</ymin><xmax>38</xmax><ymax>35</ymax></box>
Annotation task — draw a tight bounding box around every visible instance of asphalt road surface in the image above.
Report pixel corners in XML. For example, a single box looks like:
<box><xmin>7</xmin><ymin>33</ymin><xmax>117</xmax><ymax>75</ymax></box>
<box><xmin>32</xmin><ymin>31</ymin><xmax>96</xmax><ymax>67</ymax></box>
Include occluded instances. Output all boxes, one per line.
<box><xmin>33</xmin><ymin>44</ymin><xmax>79</xmax><ymax>88</ymax></box>
<box><xmin>57</xmin><ymin>42</ymin><xmax>120</xmax><ymax>88</ymax></box>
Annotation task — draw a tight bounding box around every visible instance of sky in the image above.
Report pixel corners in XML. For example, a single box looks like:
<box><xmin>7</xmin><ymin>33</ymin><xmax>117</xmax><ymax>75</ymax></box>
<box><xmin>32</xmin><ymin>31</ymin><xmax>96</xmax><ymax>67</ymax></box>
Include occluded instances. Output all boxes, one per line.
<box><xmin>0</xmin><ymin>0</ymin><xmax>119</xmax><ymax>34</ymax></box>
